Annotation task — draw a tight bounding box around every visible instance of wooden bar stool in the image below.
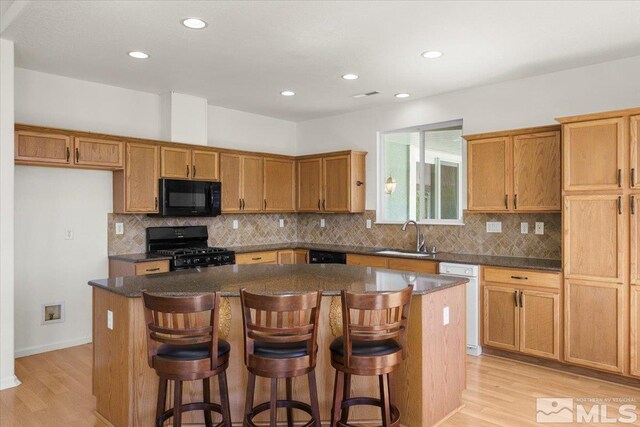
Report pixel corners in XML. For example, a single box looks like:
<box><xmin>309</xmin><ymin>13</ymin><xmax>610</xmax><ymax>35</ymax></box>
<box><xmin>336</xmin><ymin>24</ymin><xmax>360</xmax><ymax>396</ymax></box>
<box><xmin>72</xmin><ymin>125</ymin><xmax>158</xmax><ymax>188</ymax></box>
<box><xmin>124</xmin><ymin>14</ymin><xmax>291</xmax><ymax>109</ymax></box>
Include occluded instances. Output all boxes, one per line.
<box><xmin>240</xmin><ymin>289</ymin><xmax>323</xmax><ymax>427</ymax></box>
<box><xmin>142</xmin><ymin>290</ymin><xmax>232</xmax><ymax>427</ymax></box>
<box><xmin>330</xmin><ymin>286</ymin><xmax>413</xmax><ymax>427</ymax></box>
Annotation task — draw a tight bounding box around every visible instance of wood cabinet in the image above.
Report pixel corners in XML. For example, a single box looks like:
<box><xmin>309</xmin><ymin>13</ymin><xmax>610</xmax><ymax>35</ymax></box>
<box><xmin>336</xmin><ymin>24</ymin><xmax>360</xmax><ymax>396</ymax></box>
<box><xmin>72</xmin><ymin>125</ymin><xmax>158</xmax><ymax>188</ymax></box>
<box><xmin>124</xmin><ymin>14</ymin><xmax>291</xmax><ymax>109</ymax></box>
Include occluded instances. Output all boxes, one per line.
<box><xmin>15</xmin><ymin>130</ymin><xmax>124</xmax><ymax>169</ymax></box>
<box><xmin>294</xmin><ymin>249</ymin><xmax>309</xmax><ymax>264</ymax></box>
<box><xmin>562</xmin><ymin>117</ymin><xmax>625</xmax><ymax>192</ymax></box>
<box><xmin>465</xmin><ymin>126</ymin><xmax>561</xmax><ymax>212</ymax></box>
<box><xmin>263</xmin><ymin>157</ymin><xmax>295</xmax><ymax>211</ymax></box>
<box><xmin>563</xmin><ymin>194</ymin><xmax>625</xmax><ymax>283</ymax></box>
<box><xmin>220</xmin><ymin>154</ymin><xmax>264</xmax><ymax>213</ymax></box>
<box><xmin>346</xmin><ymin>253</ymin><xmax>438</xmax><ymax>273</ymax></box>
<box><xmin>241</xmin><ymin>156</ymin><xmax>264</xmax><ymax>212</ymax></box>
<box><xmin>632</xmin><ymin>115</ymin><xmax>639</xmax><ymax>189</ymax></box>
<box><xmin>346</xmin><ymin>254</ymin><xmax>388</xmax><ymax>268</ymax></box>
<box><xmin>161</xmin><ymin>147</ymin><xmax>219</xmax><ymax>181</ymax></box>
<box><xmin>482</xmin><ymin>267</ymin><xmax>561</xmax><ymax>360</ymax></box>
<box><xmin>297</xmin><ymin>151</ymin><xmax>366</xmax><ymax>213</ymax></box>
<box><xmin>564</xmin><ymin>279</ymin><xmax>624</xmax><ymax>373</ymax></box>
<box><xmin>114</xmin><ymin>142</ymin><xmax>159</xmax><ymax>213</ymax></box>
<box><xmin>108</xmin><ymin>259</ymin><xmax>169</xmax><ymax>278</ymax></box>
<box><xmin>277</xmin><ymin>250</ymin><xmax>295</xmax><ymax>265</ymax></box>
<box><xmin>632</xmin><ymin>286</ymin><xmax>640</xmax><ymax>378</ymax></box>
<box><xmin>235</xmin><ymin>251</ymin><xmax>278</xmax><ymax>265</ymax></box>
<box><xmin>297</xmin><ymin>158</ymin><xmax>322</xmax><ymax>212</ymax></box>
<box><xmin>632</xmin><ymin>194</ymin><xmax>639</xmax><ymax>287</ymax></box>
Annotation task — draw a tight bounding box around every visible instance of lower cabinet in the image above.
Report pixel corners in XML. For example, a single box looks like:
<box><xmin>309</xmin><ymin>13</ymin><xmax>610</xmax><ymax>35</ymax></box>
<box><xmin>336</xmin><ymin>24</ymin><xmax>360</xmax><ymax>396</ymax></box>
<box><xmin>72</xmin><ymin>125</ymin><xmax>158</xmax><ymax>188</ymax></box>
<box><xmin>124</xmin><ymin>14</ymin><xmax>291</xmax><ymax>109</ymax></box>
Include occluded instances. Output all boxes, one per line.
<box><xmin>109</xmin><ymin>259</ymin><xmax>170</xmax><ymax>278</ymax></box>
<box><xmin>564</xmin><ymin>279</ymin><xmax>624</xmax><ymax>373</ymax></box>
<box><xmin>236</xmin><ymin>249</ymin><xmax>308</xmax><ymax>265</ymax></box>
<box><xmin>346</xmin><ymin>254</ymin><xmax>438</xmax><ymax>273</ymax></box>
<box><xmin>631</xmin><ymin>286</ymin><xmax>639</xmax><ymax>378</ymax></box>
<box><xmin>277</xmin><ymin>249</ymin><xmax>309</xmax><ymax>265</ymax></box>
<box><xmin>482</xmin><ymin>268</ymin><xmax>561</xmax><ymax>361</ymax></box>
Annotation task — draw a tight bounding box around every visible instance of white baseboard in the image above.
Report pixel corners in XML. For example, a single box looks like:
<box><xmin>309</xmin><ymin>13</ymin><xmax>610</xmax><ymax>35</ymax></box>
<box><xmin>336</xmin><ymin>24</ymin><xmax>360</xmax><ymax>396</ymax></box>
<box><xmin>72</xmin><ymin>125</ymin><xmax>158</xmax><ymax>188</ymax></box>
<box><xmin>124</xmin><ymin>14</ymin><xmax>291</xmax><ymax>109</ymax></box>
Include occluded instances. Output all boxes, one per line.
<box><xmin>15</xmin><ymin>336</ymin><xmax>92</xmax><ymax>358</ymax></box>
<box><xmin>0</xmin><ymin>375</ymin><xmax>21</xmax><ymax>390</ymax></box>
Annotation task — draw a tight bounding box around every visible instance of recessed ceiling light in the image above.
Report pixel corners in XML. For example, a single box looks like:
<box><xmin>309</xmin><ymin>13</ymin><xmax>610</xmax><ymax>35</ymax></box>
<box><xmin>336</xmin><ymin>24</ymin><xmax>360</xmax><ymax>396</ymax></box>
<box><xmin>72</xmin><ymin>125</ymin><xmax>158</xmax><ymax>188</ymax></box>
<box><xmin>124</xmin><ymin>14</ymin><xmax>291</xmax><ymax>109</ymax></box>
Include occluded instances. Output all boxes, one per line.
<box><xmin>182</xmin><ymin>18</ymin><xmax>207</xmax><ymax>29</ymax></box>
<box><xmin>395</xmin><ymin>93</ymin><xmax>410</xmax><ymax>98</ymax></box>
<box><xmin>421</xmin><ymin>50</ymin><xmax>443</xmax><ymax>59</ymax></box>
<box><xmin>280</xmin><ymin>90</ymin><xmax>295</xmax><ymax>96</ymax></box>
<box><xmin>342</xmin><ymin>74</ymin><xmax>359</xmax><ymax>80</ymax></box>
<box><xmin>128</xmin><ymin>51</ymin><xmax>149</xmax><ymax>59</ymax></box>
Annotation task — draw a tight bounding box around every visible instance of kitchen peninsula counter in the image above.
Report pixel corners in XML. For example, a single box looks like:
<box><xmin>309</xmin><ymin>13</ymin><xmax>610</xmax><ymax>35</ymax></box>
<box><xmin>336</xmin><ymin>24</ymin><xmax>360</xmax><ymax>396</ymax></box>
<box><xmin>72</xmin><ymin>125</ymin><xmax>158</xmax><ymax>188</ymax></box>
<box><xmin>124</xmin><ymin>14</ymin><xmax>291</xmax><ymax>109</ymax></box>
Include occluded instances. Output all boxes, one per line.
<box><xmin>90</xmin><ymin>265</ymin><xmax>467</xmax><ymax>427</ymax></box>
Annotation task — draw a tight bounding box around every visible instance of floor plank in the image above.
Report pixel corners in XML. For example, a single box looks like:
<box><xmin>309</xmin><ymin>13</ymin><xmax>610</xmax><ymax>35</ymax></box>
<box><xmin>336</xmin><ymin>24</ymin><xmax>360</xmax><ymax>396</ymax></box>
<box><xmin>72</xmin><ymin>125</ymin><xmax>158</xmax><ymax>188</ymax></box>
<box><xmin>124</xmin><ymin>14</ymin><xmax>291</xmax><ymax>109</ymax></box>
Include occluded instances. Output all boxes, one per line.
<box><xmin>1</xmin><ymin>345</ymin><xmax>639</xmax><ymax>426</ymax></box>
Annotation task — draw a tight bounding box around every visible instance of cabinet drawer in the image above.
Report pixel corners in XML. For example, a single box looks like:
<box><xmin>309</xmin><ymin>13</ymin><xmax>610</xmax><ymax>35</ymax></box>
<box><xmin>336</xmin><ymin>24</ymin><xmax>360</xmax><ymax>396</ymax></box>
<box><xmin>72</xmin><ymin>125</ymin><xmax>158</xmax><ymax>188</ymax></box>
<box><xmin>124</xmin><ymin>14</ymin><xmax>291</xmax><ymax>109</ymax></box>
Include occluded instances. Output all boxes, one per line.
<box><xmin>346</xmin><ymin>254</ymin><xmax>387</xmax><ymax>268</ymax></box>
<box><xmin>134</xmin><ymin>260</ymin><xmax>170</xmax><ymax>276</ymax></box>
<box><xmin>236</xmin><ymin>251</ymin><xmax>278</xmax><ymax>265</ymax></box>
<box><xmin>386</xmin><ymin>258</ymin><xmax>438</xmax><ymax>274</ymax></box>
<box><xmin>483</xmin><ymin>267</ymin><xmax>561</xmax><ymax>289</ymax></box>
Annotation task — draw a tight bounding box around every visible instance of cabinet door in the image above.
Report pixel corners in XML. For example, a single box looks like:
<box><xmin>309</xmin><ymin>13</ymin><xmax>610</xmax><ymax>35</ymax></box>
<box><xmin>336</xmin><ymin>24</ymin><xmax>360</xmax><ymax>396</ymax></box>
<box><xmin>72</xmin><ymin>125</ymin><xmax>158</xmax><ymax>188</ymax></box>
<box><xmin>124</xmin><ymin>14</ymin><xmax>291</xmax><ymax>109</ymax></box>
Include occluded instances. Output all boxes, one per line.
<box><xmin>632</xmin><ymin>286</ymin><xmax>640</xmax><ymax>378</ymax></box>
<box><xmin>483</xmin><ymin>285</ymin><xmax>519</xmax><ymax>351</ymax></box>
<box><xmin>467</xmin><ymin>137</ymin><xmax>510</xmax><ymax>211</ymax></box>
<box><xmin>191</xmin><ymin>150</ymin><xmax>218</xmax><ymax>181</ymax></box>
<box><xmin>346</xmin><ymin>254</ymin><xmax>387</xmax><ymax>268</ymax></box>
<box><xmin>294</xmin><ymin>249</ymin><xmax>309</xmax><ymax>264</ymax></box>
<box><xmin>125</xmin><ymin>143</ymin><xmax>159</xmax><ymax>213</ymax></box>
<box><xmin>519</xmin><ymin>290</ymin><xmax>560</xmax><ymax>360</ymax></box>
<box><xmin>161</xmin><ymin>146</ymin><xmax>191</xmax><ymax>179</ymax></box>
<box><xmin>564</xmin><ymin>195</ymin><xmax>625</xmax><ymax>283</ymax></box>
<box><xmin>264</xmin><ymin>157</ymin><xmax>295</xmax><ymax>211</ymax></box>
<box><xmin>513</xmin><ymin>131</ymin><xmax>561</xmax><ymax>211</ymax></box>
<box><xmin>220</xmin><ymin>153</ymin><xmax>242</xmax><ymax>212</ymax></box>
<box><xmin>632</xmin><ymin>115</ymin><xmax>639</xmax><ymax>189</ymax></box>
<box><xmin>563</xmin><ymin>118</ymin><xmax>625</xmax><ymax>191</ymax></box>
<box><xmin>277</xmin><ymin>250</ymin><xmax>295</xmax><ymax>265</ymax></box>
<box><xmin>632</xmin><ymin>194</ymin><xmax>639</xmax><ymax>286</ymax></box>
<box><xmin>386</xmin><ymin>258</ymin><xmax>438</xmax><ymax>274</ymax></box>
<box><xmin>241</xmin><ymin>156</ymin><xmax>264</xmax><ymax>212</ymax></box>
<box><xmin>15</xmin><ymin>131</ymin><xmax>71</xmax><ymax>165</ymax></box>
<box><xmin>323</xmin><ymin>155</ymin><xmax>350</xmax><ymax>212</ymax></box>
<box><xmin>564</xmin><ymin>279</ymin><xmax>624</xmax><ymax>373</ymax></box>
<box><xmin>297</xmin><ymin>158</ymin><xmax>322</xmax><ymax>212</ymax></box>
<box><xmin>74</xmin><ymin>137</ymin><xmax>123</xmax><ymax>169</ymax></box>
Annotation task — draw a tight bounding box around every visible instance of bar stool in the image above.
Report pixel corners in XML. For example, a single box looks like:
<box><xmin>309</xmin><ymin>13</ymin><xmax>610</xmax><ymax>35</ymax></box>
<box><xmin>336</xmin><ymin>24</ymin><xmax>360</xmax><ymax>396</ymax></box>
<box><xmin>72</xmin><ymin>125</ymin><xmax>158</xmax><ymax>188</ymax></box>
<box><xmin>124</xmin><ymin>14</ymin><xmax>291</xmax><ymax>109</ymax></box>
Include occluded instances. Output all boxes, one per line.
<box><xmin>240</xmin><ymin>289</ymin><xmax>323</xmax><ymax>427</ymax></box>
<box><xmin>142</xmin><ymin>290</ymin><xmax>232</xmax><ymax>427</ymax></box>
<box><xmin>329</xmin><ymin>286</ymin><xmax>413</xmax><ymax>427</ymax></box>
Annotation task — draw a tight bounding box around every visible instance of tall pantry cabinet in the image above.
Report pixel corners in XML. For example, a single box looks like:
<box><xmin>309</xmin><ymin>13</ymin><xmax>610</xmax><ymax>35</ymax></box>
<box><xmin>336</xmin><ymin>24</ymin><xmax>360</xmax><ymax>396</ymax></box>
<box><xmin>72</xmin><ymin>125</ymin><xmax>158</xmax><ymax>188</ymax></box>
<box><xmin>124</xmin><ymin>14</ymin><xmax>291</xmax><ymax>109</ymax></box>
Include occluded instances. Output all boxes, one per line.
<box><xmin>558</xmin><ymin>108</ymin><xmax>640</xmax><ymax>376</ymax></box>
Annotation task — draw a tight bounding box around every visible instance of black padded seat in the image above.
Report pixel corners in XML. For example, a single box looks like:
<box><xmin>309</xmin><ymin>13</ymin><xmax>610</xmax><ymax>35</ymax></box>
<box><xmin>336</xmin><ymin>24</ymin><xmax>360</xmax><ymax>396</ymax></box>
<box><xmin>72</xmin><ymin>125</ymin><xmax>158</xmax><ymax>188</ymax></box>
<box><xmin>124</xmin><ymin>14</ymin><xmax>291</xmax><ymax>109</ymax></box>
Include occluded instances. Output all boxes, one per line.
<box><xmin>330</xmin><ymin>337</ymin><xmax>400</xmax><ymax>357</ymax></box>
<box><xmin>156</xmin><ymin>339</ymin><xmax>231</xmax><ymax>361</ymax></box>
<box><xmin>253</xmin><ymin>340</ymin><xmax>309</xmax><ymax>359</ymax></box>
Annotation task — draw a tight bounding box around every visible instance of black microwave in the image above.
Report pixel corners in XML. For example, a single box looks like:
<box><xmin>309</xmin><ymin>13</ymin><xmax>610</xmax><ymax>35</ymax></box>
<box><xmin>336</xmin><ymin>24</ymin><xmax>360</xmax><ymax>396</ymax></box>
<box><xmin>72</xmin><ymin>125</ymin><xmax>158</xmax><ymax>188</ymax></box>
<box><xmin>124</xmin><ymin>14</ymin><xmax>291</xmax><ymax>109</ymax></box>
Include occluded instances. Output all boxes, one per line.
<box><xmin>153</xmin><ymin>179</ymin><xmax>221</xmax><ymax>217</ymax></box>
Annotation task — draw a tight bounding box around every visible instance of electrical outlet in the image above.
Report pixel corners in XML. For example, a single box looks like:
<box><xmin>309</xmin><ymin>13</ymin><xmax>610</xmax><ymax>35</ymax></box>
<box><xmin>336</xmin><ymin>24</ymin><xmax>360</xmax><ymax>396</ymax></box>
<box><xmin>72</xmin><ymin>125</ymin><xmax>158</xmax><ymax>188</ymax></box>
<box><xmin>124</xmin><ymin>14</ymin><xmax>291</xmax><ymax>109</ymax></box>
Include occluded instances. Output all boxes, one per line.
<box><xmin>115</xmin><ymin>223</ymin><xmax>124</xmax><ymax>235</ymax></box>
<box><xmin>443</xmin><ymin>306</ymin><xmax>450</xmax><ymax>326</ymax></box>
<box><xmin>366</xmin><ymin>219</ymin><xmax>372</xmax><ymax>229</ymax></box>
<box><xmin>107</xmin><ymin>310</ymin><xmax>113</xmax><ymax>330</ymax></box>
<box><xmin>535</xmin><ymin>222</ymin><xmax>544</xmax><ymax>235</ymax></box>
<box><xmin>521</xmin><ymin>222</ymin><xmax>529</xmax><ymax>234</ymax></box>
<box><xmin>279</xmin><ymin>219</ymin><xmax>285</xmax><ymax>228</ymax></box>
<box><xmin>64</xmin><ymin>228</ymin><xmax>74</xmax><ymax>240</ymax></box>
<box><xmin>320</xmin><ymin>218</ymin><xmax>326</xmax><ymax>228</ymax></box>
<box><xmin>486</xmin><ymin>222</ymin><xmax>502</xmax><ymax>233</ymax></box>
<box><xmin>232</xmin><ymin>220</ymin><xmax>239</xmax><ymax>230</ymax></box>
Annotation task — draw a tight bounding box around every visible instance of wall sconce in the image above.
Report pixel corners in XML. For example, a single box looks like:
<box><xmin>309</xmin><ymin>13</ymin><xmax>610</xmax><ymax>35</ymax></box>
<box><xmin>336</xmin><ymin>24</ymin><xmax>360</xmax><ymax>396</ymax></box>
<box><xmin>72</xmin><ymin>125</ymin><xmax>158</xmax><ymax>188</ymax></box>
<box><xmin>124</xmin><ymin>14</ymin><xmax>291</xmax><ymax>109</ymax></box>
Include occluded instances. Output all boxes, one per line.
<box><xmin>384</xmin><ymin>176</ymin><xmax>397</xmax><ymax>194</ymax></box>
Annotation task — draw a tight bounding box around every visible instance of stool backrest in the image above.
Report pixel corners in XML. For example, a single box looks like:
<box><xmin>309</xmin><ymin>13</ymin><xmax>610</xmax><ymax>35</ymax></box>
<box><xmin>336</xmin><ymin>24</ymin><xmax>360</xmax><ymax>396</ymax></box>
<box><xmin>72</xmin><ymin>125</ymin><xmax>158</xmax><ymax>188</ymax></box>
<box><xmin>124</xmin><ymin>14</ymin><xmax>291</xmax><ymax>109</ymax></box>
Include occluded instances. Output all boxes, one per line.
<box><xmin>341</xmin><ymin>286</ymin><xmax>413</xmax><ymax>367</ymax></box>
<box><xmin>240</xmin><ymin>289</ymin><xmax>323</xmax><ymax>367</ymax></box>
<box><xmin>142</xmin><ymin>290</ymin><xmax>220</xmax><ymax>367</ymax></box>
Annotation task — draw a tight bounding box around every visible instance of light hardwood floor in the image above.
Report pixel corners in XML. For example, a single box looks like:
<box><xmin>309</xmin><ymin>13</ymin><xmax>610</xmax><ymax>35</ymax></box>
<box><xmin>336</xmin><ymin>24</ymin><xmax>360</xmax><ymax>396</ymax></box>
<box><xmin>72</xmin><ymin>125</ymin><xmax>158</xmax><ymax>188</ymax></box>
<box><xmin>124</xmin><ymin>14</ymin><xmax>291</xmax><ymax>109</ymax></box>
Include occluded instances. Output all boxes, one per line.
<box><xmin>1</xmin><ymin>344</ymin><xmax>639</xmax><ymax>426</ymax></box>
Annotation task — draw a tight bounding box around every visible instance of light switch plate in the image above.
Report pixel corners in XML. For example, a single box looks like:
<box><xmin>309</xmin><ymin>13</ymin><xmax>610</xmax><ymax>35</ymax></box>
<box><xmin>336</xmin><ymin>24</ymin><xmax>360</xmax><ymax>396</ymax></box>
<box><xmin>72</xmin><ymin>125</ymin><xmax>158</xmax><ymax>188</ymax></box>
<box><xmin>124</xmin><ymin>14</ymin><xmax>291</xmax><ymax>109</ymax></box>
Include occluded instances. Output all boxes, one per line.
<box><xmin>279</xmin><ymin>219</ymin><xmax>285</xmax><ymax>228</ymax></box>
<box><xmin>366</xmin><ymin>219</ymin><xmax>372</xmax><ymax>229</ymax></box>
<box><xmin>107</xmin><ymin>310</ymin><xmax>113</xmax><ymax>330</ymax></box>
<box><xmin>232</xmin><ymin>220</ymin><xmax>239</xmax><ymax>230</ymax></box>
<box><xmin>535</xmin><ymin>222</ymin><xmax>544</xmax><ymax>235</ymax></box>
<box><xmin>115</xmin><ymin>223</ymin><xmax>124</xmax><ymax>235</ymax></box>
<box><xmin>65</xmin><ymin>228</ymin><xmax>74</xmax><ymax>240</ymax></box>
<box><xmin>443</xmin><ymin>306</ymin><xmax>450</xmax><ymax>326</ymax></box>
<box><xmin>520</xmin><ymin>222</ymin><xmax>528</xmax><ymax>234</ymax></box>
<box><xmin>320</xmin><ymin>218</ymin><xmax>326</xmax><ymax>228</ymax></box>
<box><xmin>486</xmin><ymin>222</ymin><xmax>502</xmax><ymax>233</ymax></box>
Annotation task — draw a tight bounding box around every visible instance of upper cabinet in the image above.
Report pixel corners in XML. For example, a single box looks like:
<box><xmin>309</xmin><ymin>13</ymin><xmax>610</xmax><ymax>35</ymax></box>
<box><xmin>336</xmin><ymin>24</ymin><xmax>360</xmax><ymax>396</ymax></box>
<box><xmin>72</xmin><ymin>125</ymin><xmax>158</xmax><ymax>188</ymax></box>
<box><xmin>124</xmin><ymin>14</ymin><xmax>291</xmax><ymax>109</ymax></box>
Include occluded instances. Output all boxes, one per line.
<box><xmin>219</xmin><ymin>153</ymin><xmax>264</xmax><ymax>212</ymax></box>
<box><xmin>263</xmin><ymin>157</ymin><xmax>295</xmax><ymax>212</ymax></box>
<box><xmin>15</xmin><ymin>127</ymin><xmax>123</xmax><ymax>169</ymax></box>
<box><xmin>297</xmin><ymin>151</ymin><xmax>366</xmax><ymax>213</ymax></box>
<box><xmin>160</xmin><ymin>146</ymin><xmax>219</xmax><ymax>181</ymax></box>
<box><xmin>465</xmin><ymin>125</ymin><xmax>561</xmax><ymax>212</ymax></box>
<box><xmin>113</xmin><ymin>142</ymin><xmax>159</xmax><ymax>214</ymax></box>
<box><xmin>632</xmin><ymin>115</ymin><xmax>639</xmax><ymax>189</ymax></box>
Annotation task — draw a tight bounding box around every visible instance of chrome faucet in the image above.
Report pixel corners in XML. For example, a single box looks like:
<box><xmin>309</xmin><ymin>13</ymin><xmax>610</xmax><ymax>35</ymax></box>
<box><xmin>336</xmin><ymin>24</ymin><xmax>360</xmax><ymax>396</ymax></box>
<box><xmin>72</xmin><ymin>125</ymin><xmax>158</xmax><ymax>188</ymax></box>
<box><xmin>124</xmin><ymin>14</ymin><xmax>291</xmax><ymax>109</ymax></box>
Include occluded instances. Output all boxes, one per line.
<box><xmin>402</xmin><ymin>220</ymin><xmax>426</xmax><ymax>252</ymax></box>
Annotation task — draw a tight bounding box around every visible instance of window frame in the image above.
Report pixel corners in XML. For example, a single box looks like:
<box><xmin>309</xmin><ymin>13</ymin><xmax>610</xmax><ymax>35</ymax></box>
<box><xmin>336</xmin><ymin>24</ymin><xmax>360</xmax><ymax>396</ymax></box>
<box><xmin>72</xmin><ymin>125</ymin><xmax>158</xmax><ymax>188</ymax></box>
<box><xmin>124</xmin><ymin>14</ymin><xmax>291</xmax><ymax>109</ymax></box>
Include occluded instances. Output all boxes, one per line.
<box><xmin>376</xmin><ymin>119</ymin><xmax>466</xmax><ymax>226</ymax></box>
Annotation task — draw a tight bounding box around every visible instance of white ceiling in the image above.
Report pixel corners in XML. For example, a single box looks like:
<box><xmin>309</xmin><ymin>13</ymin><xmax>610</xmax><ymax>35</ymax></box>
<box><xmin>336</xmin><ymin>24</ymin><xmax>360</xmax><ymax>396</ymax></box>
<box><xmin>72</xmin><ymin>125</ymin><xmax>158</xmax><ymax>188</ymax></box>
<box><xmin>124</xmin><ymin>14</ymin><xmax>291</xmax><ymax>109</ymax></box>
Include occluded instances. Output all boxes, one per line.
<box><xmin>2</xmin><ymin>1</ymin><xmax>640</xmax><ymax>122</ymax></box>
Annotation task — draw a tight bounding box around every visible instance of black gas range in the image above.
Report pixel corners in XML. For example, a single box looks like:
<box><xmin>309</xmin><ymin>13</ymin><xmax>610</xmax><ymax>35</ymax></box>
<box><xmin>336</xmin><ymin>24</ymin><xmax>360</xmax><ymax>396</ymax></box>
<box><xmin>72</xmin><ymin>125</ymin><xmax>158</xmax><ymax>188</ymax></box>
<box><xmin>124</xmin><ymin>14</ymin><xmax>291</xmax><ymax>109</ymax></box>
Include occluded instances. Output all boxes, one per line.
<box><xmin>146</xmin><ymin>226</ymin><xmax>235</xmax><ymax>271</ymax></box>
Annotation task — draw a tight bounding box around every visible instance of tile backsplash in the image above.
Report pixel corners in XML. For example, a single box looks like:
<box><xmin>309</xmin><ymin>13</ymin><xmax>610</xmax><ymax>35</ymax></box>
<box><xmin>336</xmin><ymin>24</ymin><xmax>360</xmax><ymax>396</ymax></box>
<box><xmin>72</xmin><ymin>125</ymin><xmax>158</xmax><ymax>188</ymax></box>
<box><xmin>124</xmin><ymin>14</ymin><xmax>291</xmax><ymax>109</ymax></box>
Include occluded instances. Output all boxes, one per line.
<box><xmin>108</xmin><ymin>210</ymin><xmax>561</xmax><ymax>259</ymax></box>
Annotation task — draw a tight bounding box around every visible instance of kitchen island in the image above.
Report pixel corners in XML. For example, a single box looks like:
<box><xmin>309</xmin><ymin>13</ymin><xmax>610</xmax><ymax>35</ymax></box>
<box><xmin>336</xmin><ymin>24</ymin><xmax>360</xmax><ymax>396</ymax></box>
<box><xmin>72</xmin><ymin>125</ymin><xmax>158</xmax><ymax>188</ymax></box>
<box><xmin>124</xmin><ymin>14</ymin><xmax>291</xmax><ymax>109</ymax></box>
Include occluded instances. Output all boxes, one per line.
<box><xmin>89</xmin><ymin>264</ymin><xmax>467</xmax><ymax>427</ymax></box>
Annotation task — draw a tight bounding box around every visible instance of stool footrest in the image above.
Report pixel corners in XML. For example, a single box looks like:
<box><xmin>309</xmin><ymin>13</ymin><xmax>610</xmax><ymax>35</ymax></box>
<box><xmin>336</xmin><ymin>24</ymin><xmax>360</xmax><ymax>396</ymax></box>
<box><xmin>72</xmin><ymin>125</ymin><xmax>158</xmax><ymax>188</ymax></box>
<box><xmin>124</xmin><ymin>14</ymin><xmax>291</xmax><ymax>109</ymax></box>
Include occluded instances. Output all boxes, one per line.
<box><xmin>157</xmin><ymin>402</ymin><xmax>225</xmax><ymax>427</ymax></box>
<box><xmin>337</xmin><ymin>397</ymin><xmax>400</xmax><ymax>427</ymax></box>
<box><xmin>246</xmin><ymin>399</ymin><xmax>316</xmax><ymax>427</ymax></box>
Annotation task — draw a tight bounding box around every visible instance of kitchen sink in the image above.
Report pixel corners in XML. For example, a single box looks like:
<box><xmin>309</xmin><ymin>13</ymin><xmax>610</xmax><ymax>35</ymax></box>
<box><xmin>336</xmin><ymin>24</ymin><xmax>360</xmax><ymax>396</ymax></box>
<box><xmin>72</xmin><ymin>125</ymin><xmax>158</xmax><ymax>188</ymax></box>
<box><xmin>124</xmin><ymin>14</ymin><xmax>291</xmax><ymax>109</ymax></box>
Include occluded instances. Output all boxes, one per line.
<box><xmin>375</xmin><ymin>250</ymin><xmax>436</xmax><ymax>258</ymax></box>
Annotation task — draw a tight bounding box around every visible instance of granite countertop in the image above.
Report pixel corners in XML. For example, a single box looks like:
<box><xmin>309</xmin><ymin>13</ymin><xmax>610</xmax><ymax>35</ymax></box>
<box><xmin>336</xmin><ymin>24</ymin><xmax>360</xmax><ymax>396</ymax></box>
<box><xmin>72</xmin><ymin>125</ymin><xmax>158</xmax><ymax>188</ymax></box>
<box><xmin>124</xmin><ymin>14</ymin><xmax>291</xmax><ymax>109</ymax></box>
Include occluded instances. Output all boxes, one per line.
<box><xmin>109</xmin><ymin>243</ymin><xmax>562</xmax><ymax>272</ymax></box>
<box><xmin>89</xmin><ymin>264</ymin><xmax>467</xmax><ymax>298</ymax></box>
